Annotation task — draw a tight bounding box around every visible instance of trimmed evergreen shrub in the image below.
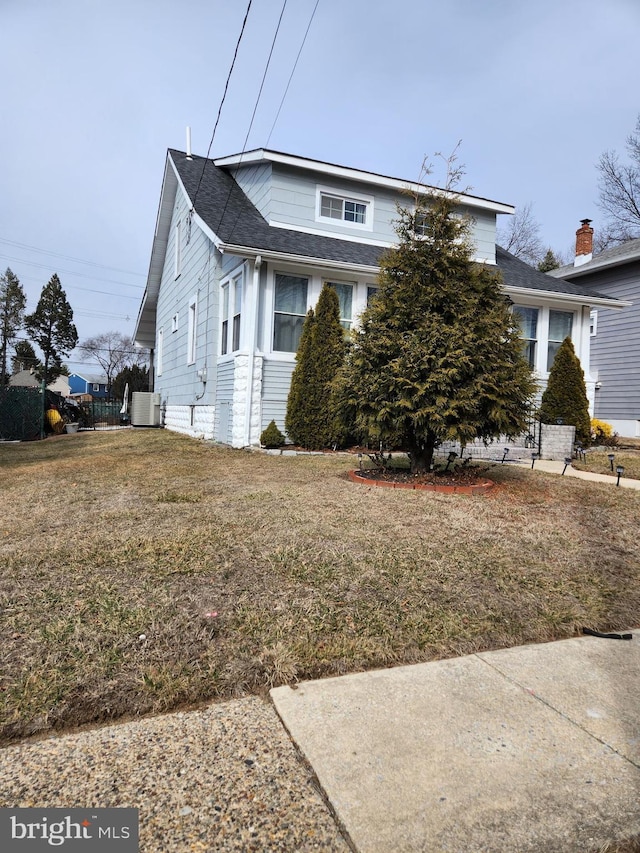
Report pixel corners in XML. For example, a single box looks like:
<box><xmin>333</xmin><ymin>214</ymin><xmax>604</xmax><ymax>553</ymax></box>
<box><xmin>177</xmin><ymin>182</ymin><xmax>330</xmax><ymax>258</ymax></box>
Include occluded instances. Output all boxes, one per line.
<box><xmin>539</xmin><ymin>337</ymin><xmax>591</xmax><ymax>446</ymax></box>
<box><xmin>260</xmin><ymin>420</ymin><xmax>285</xmax><ymax>448</ymax></box>
<box><xmin>285</xmin><ymin>285</ymin><xmax>346</xmax><ymax>449</ymax></box>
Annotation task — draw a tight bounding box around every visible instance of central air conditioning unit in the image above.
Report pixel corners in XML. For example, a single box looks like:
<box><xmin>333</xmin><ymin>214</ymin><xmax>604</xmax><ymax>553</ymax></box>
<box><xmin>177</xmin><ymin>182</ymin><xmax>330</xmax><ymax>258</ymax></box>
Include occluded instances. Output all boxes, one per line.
<box><xmin>131</xmin><ymin>392</ymin><xmax>162</xmax><ymax>427</ymax></box>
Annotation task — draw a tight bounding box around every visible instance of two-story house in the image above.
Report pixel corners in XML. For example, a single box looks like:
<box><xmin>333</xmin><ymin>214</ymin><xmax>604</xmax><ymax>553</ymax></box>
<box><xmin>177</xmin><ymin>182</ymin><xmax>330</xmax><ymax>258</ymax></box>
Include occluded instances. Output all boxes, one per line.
<box><xmin>68</xmin><ymin>373</ymin><xmax>109</xmax><ymax>400</ymax></box>
<box><xmin>134</xmin><ymin>149</ymin><xmax>624</xmax><ymax>447</ymax></box>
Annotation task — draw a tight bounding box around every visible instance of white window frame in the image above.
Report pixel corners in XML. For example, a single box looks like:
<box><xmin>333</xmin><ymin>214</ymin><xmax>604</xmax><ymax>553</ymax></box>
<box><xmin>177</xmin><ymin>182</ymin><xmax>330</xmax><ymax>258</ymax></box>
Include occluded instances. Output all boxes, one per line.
<box><xmin>174</xmin><ymin>220</ymin><xmax>182</xmax><ymax>279</ymax></box>
<box><xmin>187</xmin><ymin>295</ymin><xmax>197</xmax><ymax>365</ymax></box>
<box><xmin>157</xmin><ymin>327</ymin><xmax>164</xmax><ymax>376</ymax></box>
<box><xmin>93</xmin><ymin>383</ymin><xmax>100</xmax><ymax>392</ymax></box>
<box><xmin>219</xmin><ymin>269</ymin><xmax>243</xmax><ymax>357</ymax></box>
<box><xmin>324</xmin><ymin>280</ymin><xmax>355</xmax><ymax>329</ymax></box>
<box><xmin>547</xmin><ymin>309</ymin><xmax>574</xmax><ymax>372</ymax></box>
<box><xmin>272</xmin><ymin>271</ymin><xmax>310</xmax><ymax>354</ymax></box>
<box><xmin>512</xmin><ymin>305</ymin><xmax>539</xmax><ymax>370</ymax></box>
<box><xmin>316</xmin><ymin>185</ymin><xmax>373</xmax><ymax>231</ymax></box>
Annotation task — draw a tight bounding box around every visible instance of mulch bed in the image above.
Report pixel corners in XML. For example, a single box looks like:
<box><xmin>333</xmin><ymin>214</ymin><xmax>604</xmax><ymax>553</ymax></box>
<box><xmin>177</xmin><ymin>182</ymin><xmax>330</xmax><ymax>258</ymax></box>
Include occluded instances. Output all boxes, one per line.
<box><xmin>349</xmin><ymin>466</ymin><xmax>495</xmax><ymax>494</ymax></box>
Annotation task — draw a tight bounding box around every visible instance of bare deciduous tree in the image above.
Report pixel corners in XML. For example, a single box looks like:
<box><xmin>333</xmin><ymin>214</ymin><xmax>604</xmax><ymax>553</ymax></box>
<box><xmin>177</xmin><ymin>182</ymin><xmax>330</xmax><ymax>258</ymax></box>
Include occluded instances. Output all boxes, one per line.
<box><xmin>597</xmin><ymin>114</ymin><xmax>640</xmax><ymax>246</ymax></box>
<box><xmin>78</xmin><ymin>332</ymin><xmax>148</xmax><ymax>398</ymax></box>
<box><xmin>497</xmin><ymin>202</ymin><xmax>545</xmax><ymax>266</ymax></box>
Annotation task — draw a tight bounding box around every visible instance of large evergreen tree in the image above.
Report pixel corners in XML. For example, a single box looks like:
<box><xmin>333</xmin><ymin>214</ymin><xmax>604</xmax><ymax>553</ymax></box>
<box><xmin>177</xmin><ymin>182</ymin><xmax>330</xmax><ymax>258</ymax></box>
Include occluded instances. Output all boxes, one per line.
<box><xmin>539</xmin><ymin>336</ymin><xmax>591</xmax><ymax>446</ymax></box>
<box><xmin>335</xmin><ymin>178</ymin><xmax>537</xmax><ymax>473</ymax></box>
<box><xmin>111</xmin><ymin>363</ymin><xmax>149</xmax><ymax>401</ymax></box>
<box><xmin>24</xmin><ymin>274</ymin><xmax>78</xmax><ymax>387</ymax></box>
<box><xmin>285</xmin><ymin>285</ymin><xmax>347</xmax><ymax>449</ymax></box>
<box><xmin>11</xmin><ymin>340</ymin><xmax>41</xmax><ymax>375</ymax></box>
<box><xmin>0</xmin><ymin>268</ymin><xmax>26</xmax><ymax>386</ymax></box>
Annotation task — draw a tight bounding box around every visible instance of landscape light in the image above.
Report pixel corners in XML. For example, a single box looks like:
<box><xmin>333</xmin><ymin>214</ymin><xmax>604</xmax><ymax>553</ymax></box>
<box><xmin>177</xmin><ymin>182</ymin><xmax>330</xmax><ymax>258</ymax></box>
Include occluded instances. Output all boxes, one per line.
<box><xmin>562</xmin><ymin>457</ymin><xmax>572</xmax><ymax>475</ymax></box>
<box><xmin>531</xmin><ymin>452</ymin><xmax>538</xmax><ymax>469</ymax></box>
<box><xmin>501</xmin><ymin>448</ymin><xmax>509</xmax><ymax>464</ymax></box>
<box><xmin>607</xmin><ymin>453</ymin><xmax>615</xmax><ymax>471</ymax></box>
<box><xmin>445</xmin><ymin>451</ymin><xmax>458</xmax><ymax>471</ymax></box>
<box><xmin>616</xmin><ymin>465</ymin><xmax>624</xmax><ymax>487</ymax></box>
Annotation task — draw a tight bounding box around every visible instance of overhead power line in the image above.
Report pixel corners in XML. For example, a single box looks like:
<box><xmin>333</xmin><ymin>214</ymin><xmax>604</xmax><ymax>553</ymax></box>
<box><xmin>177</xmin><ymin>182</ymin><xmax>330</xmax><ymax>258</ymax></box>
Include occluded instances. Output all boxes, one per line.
<box><xmin>265</xmin><ymin>0</ymin><xmax>320</xmax><ymax>147</ymax></box>
<box><xmin>0</xmin><ymin>254</ymin><xmax>144</xmax><ymax>291</ymax></box>
<box><xmin>0</xmin><ymin>237</ymin><xmax>145</xmax><ymax>277</ymax></box>
<box><xmin>192</xmin><ymin>0</ymin><xmax>254</xmax><ymax>209</ymax></box>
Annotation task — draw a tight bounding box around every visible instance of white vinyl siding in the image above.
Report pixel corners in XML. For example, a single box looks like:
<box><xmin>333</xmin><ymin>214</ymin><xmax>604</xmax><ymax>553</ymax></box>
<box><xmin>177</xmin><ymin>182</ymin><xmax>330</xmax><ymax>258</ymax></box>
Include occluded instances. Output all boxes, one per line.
<box><xmin>157</xmin><ymin>327</ymin><xmax>164</xmax><ymax>377</ymax></box>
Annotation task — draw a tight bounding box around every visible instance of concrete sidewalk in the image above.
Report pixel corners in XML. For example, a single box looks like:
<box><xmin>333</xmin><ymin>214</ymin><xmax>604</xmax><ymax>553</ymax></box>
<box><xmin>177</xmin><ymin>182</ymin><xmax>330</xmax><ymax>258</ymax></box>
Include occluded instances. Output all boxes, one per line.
<box><xmin>514</xmin><ymin>457</ymin><xmax>640</xmax><ymax>489</ymax></box>
<box><xmin>272</xmin><ymin>632</ymin><xmax>640</xmax><ymax>852</ymax></box>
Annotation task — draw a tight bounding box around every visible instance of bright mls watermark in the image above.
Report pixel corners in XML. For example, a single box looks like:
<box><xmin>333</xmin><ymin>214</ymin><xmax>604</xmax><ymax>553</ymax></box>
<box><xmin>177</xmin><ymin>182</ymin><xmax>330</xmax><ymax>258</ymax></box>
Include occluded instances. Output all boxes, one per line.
<box><xmin>0</xmin><ymin>808</ymin><xmax>138</xmax><ymax>851</ymax></box>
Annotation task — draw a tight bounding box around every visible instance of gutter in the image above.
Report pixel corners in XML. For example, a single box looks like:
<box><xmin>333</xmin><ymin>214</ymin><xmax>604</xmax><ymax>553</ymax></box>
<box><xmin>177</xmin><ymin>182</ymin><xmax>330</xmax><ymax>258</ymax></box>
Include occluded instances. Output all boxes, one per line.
<box><xmin>244</xmin><ymin>255</ymin><xmax>262</xmax><ymax>447</ymax></box>
<box><xmin>502</xmin><ymin>285</ymin><xmax>630</xmax><ymax>310</ymax></box>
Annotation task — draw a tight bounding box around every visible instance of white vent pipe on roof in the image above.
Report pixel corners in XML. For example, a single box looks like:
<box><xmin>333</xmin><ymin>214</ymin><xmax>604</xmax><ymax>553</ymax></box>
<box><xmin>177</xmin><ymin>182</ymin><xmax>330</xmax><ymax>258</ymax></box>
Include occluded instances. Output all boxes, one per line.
<box><xmin>186</xmin><ymin>126</ymin><xmax>192</xmax><ymax>160</ymax></box>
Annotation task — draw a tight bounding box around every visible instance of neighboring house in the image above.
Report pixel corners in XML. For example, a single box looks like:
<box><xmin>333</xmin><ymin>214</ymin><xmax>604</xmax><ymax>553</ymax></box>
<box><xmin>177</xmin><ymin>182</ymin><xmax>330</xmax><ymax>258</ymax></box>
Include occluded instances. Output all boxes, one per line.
<box><xmin>9</xmin><ymin>369</ymin><xmax>70</xmax><ymax>397</ymax></box>
<box><xmin>134</xmin><ymin>148</ymin><xmax>625</xmax><ymax>447</ymax></box>
<box><xmin>549</xmin><ymin>221</ymin><xmax>638</xmax><ymax>437</ymax></box>
<box><xmin>68</xmin><ymin>373</ymin><xmax>109</xmax><ymax>399</ymax></box>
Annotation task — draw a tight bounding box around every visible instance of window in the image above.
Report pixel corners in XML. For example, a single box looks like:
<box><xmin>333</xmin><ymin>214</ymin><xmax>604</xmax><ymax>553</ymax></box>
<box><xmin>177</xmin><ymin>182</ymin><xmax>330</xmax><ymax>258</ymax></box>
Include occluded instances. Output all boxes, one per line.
<box><xmin>93</xmin><ymin>383</ymin><xmax>100</xmax><ymax>392</ymax></box>
<box><xmin>157</xmin><ymin>327</ymin><xmax>164</xmax><ymax>376</ymax></box>
<box><xmin>367</xmin><ymin>285</ymin><xmax>380</xmax><ymax>305</ymax></box>
<box><xmin>273</xmin><ymin>273</ymin><xmax>308</xmax><ymax>352</ymax></box>
<box><xmin>187</xmin><ymin>296</ymin><xmax>197</xmax><ymax>365</ymax></box>
<box><xmin>174</xmin><ymin>220</ymin><xmax>182</xmax><ymax>278</ymax></box>
<box><xmin>316</xmin><ymin>186</ymin><xmax>373</xmax><ymax>229</ymax></box>
<box><xmin>547</xmin><ymin>310</ymin><xmax>573</xmax><ymax>371</ymax></box>
<box><xmin>220</xmin><ymin>273</ymin><xmax>242</xmax><ymax>355</ymax></box>
<box><xmin>413</xmin><ymin>211</ymin><xmax>429</xmax><ymax>236</ymax></box>
<box><xmin>172</xmin><ymin>313</ymin><xmax>179</xmax><ymax>333</ymax></box>
<box><xmin>325</xmin><ymin>281</ymin><xmax>354</xmax><ymax>329</ymax></box>
<box><xmin>590</xmin><ymin>309</ymin><xmax>598</xmax><ymax>337</ymax></box>
<box><xmin>232</xmin><ymin>276</ymin><xmax>242</xmax><ymax>351</ymax></box>
<box><xmin>513</xmin><ymin>306</ymin><xmax>538</xmax><ymax>369</ymax></box>
<box><xmin>221</xmin><ymin>284</ymin><xmax>229</xmax><ymax>355</ymax></box>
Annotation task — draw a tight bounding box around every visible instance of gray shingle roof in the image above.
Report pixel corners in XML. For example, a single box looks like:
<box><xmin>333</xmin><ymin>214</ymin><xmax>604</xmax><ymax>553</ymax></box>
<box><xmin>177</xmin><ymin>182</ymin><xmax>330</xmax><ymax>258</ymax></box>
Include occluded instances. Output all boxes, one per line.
<box><xmin>169</xmin><ymin>149</ymin><xmax>620</xmax><ymax>302</ymax></box>
<box><xmin>549</xmin><ymin>236</ymin><xmax>640</xmax><ymax>279</ymax></box>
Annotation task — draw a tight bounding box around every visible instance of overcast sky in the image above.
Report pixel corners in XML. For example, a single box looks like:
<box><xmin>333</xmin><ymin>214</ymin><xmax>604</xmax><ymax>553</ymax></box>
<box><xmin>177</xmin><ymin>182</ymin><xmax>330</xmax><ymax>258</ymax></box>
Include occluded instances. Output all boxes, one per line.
<box><xmin>2</xmin><ymin>0</ymin><xmax>638</xmax><ymax>371</ymax></box>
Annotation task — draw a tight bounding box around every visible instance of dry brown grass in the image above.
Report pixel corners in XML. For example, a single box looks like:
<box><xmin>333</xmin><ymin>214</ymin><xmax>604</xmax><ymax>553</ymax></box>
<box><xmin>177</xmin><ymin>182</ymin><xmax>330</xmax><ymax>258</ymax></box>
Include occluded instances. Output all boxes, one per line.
<box><xmin>1</xmin><ymin>429</ymin><xmax>639</xmax><ymax>743</ymax></box>
<box><xmin>573</xmin><ymin>447</ymin><xmax>640</xmax><ymax>480</ymax></box>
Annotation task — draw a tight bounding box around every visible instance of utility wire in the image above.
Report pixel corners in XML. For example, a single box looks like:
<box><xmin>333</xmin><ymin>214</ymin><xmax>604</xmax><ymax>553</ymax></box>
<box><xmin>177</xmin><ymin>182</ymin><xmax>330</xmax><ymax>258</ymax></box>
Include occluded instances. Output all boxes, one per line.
<box><xmin>0</xmin><ymin>255</ymin><xmax>144</xmax><ymax>290</ymax></box>
<box><xmin>265</xmin><ymin>0</ymin><xmax>320</xmax><ymax>147</ymax></box>
<box><xmin>218</xmin><ymin>0</ymin><xmax>289</xmax><ymax>239</ymax></box>
<box><xmin>0</xmin><ymin>237</ymin><xmax>145</xmax><ymax>277</ymax></box>
<box><xmin>191</xmin><ymin>0</ymin><xmax>254</xmax><ymax>210</ymax></box>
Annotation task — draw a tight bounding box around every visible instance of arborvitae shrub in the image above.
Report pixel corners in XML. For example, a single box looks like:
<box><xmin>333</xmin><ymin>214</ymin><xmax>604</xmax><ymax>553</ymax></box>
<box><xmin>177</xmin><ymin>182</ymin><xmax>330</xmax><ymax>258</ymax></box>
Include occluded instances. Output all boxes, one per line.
<box><xmin>260</xmin><ymin>420</ymin><xmax>285</xmax><ymax>448</ymax></box>
<box><xmin>539</xmin><ymin>337</ymin><xmax>591</xmax><ymax>446</ymax></box>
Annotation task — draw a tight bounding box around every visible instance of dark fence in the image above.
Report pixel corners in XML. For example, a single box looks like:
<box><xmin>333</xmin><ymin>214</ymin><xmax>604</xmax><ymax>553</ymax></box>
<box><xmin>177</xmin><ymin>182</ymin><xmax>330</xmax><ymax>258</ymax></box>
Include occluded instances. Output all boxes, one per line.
<box><xmin>0</xmin><ymin>386</ymin><xmax>43</xmax><ymax>441</ymax></box>
<box><xmin>77</xmin><ymin>400</ymin><xmax>129</xmax><ymax>430</ymax></box>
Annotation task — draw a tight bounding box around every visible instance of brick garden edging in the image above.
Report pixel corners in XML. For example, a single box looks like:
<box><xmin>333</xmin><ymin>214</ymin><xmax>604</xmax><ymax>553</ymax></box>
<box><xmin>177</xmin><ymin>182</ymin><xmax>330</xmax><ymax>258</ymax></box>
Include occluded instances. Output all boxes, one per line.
<box><xmin>348</xmin><ymin>469</ymin><xmax>495</xmax><ymax>495</ymax></box>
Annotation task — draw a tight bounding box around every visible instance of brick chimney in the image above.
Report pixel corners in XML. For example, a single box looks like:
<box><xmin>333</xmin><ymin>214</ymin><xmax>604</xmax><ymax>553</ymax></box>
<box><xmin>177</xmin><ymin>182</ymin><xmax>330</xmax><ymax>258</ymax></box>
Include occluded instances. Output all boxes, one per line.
<box><xmin>574</xmin><ymin>218</ymin><xmax>593</xmax><ymax>267</ymax></box>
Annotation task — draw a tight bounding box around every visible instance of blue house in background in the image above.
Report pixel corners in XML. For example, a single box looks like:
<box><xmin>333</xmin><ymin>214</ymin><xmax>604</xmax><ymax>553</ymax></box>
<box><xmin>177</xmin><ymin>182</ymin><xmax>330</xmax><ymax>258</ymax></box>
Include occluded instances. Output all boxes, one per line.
<box><xmin>68</xmin><ymin>372</ymin><xmax>109</xmax><ymax>399</ymax></box>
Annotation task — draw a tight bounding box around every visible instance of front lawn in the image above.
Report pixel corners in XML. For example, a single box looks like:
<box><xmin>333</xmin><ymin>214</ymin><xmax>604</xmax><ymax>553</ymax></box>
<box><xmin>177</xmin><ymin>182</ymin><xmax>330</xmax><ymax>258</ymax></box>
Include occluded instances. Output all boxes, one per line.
<box><xmin>1</xmin><ymin>429</ymin><xmax>638</xmax><ymax>743</ymax></box>
<box><xmin>573</xmin><ymin>448</ymin><xmax>640</xmax><ymax>480</ymax></box>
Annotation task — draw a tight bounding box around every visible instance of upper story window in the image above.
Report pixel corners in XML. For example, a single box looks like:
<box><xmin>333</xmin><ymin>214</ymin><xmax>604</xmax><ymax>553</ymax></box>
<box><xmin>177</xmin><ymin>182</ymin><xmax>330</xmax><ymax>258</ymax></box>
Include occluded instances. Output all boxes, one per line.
<box><xmin>316</xmin><ymin>186</ymin><xmax>373</xmax><ymax>230</ymax></box>
<box><xmin>547</xmin><ymin>310</ymin><xmax>573</xmax><ymax>371</ymax></box>
<box><xmin>413</xmin><ymin>212</ymin><xmax>429</xmax><ymax>236</ymax></box>
<box><xmin>325</xmin><ymin>281</ymin><xmax>354</xmax><ymax>329</ymax></box>
<box><xmin>512</xmin><ymin>306</ymin><xmax>538</xmax><ymax>369</ymax></box>
<box><xmin>274</xmin><ymin>273</ymin><xmax>308</xmax><ymax>352</ymax></box>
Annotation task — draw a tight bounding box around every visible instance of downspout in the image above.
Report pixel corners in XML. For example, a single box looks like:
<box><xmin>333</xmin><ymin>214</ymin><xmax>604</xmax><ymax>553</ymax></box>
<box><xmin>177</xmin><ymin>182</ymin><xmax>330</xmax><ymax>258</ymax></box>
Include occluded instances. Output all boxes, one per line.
<box><xmin>244</xmin><ymin>255</ymin><xmax>262</xmax><ymax>447</ymax></box>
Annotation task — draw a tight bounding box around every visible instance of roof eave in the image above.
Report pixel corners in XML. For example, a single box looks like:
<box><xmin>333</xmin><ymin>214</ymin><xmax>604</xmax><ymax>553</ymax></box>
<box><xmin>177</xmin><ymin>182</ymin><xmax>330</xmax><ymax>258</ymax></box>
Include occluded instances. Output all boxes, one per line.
<box><xmin>213</xmin><ymin>149</ymin><xmax>514</xmax><ymax>215</ymax></box>
<box><xmin>504</xmin><ymin>285</ymin><xmax>630</xmax><ymax>309</ymax></box>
